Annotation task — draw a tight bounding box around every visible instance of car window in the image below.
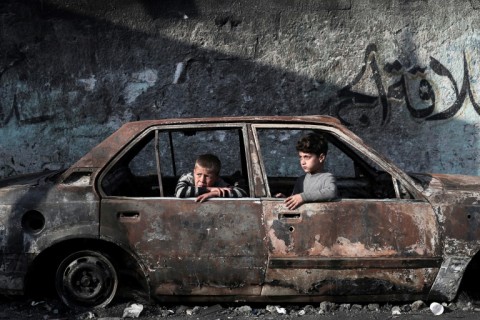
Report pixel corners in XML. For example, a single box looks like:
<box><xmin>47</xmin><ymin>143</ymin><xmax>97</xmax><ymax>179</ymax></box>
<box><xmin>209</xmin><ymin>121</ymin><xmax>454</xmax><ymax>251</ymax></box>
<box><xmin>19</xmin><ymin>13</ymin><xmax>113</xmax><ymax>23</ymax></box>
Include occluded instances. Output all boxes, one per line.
<box><xmin>101</xmin><ymin>127</ymin><xmax>249</xmax><ymax>197</ymax></box>
<box><xmin>255</xmin><ymin>128</ymin><xmax>405</xmax><ymax>200</ymax></box>
<box><xmin>323</xmin><ymin>143</ymin><xmax>355</xmax><ymax>177</ymax></box>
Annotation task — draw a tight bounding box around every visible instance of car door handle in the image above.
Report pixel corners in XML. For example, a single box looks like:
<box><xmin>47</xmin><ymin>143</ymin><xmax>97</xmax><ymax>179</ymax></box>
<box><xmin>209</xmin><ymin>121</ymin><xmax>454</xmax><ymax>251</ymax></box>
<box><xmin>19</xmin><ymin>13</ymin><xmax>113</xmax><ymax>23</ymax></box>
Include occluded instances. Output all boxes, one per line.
<box><xmin>117</xmin><ymin>211</ymin><xmax>140</xmax><ymax>221</ymax></box>
<box><xmin>278</xmin><ymin>212</ymin><xmax>301</xmax><ymax>220</ymax></box>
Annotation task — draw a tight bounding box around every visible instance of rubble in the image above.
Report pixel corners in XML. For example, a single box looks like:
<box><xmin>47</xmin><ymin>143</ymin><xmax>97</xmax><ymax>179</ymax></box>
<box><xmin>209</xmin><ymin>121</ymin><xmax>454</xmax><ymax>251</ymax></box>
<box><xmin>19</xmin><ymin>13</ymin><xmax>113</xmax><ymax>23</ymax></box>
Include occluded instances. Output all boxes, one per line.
<box><xmin>3</xmin><ymin>297</ymin><xmax>480</xmax><ymax>319</ymax></box>
<box><xmin>411</xmin><ymin>300</ymin><xmax>427</xmax><ymax>311</ymax></box>
<box><xmin>367</xmin><ymin>303</ymin><xmax>380</xmax><ymax>312</ymax></box>
<box><xmin>235</xmin><ymin>305</ymin><xmax>252</xmax><ymax>314</ymax></box>
<box><xmin>391</xmin><ymin>306</ymin><xmax>401</xmax><ymax>315</ymax></box>
<box><xmin>351</xmin><ymin>304</ymin><xmax>363</xmax><ymax>312</ymax></box>
<box><xmin>339</xmin><ymin>303</ymin><xmax>351</xmax><ymax>312</ymax></box>
<box><xmin>265</xmin><ymin>305</ymin><xmax>287</xmax><ymax>314</ymax></box>
<box><xmin>122</xmin><ymin>303</ymin><xmax>143</xmax><ymax>318</ymax></box>
<box><xmin>319</xmin><ymin>301</ymin><xmax>337</xmax><ymax>313</ymax></box>
<box><xmin>430</xmin><ymin>302</ymin><xmax>444</xmax><ymax>315</ymax></box>
<box><xmin>174</xmin><ymin>305</ymin><xmax>189</xmax><ymax>314</ymax></box>
<box><xmin>77</xmin><ymin>311</ymin><xmax>96</xmax><ymax>319</ymax></box>
<box><xmin>185</xmin><ymin>306</ymin><xmax>201</xmax><ymax>315</ymax></box>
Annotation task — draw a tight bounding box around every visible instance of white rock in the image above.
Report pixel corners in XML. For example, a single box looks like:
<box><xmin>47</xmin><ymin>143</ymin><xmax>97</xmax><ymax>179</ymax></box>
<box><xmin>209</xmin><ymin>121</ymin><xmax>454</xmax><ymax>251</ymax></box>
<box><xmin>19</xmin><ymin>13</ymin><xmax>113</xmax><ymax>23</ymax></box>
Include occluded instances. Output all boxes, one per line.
<box><xmin>392</xmin><ymin>306</ymin><xmax>401</xmax><ymax>315</ymax></box>
<box><xmin>122</xmin><ymin>303</ymin><xmax>144</xmax><ymax>318</ymax></box>
<box><xmin>275</xmin><ymin>306</ymin><xmax>287</xmax><ymax>314</ymax></box>
<box><xmin>430</xmin><ymin>302</ymin><xmax>444</xmax><ymax>315</ymax></box>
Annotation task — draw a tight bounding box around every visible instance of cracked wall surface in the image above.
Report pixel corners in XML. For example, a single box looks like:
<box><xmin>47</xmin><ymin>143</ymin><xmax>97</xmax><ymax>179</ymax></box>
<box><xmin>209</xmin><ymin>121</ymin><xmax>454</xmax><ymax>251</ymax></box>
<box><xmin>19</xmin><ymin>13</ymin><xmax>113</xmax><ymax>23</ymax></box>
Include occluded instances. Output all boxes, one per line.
<box><xmin>1</xmin><ymin>0</ymin><xmax>480</xmax><ymax>178</ymax></box>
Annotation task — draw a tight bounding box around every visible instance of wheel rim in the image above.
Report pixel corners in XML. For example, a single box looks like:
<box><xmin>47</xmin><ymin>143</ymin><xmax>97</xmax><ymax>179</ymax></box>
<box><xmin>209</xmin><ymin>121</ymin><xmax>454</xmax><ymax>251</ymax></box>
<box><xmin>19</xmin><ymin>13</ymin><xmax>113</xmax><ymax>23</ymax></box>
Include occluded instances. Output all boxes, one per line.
<box><xmin>56</xmin><ymin>250</ymin><xmax>118</xmax><ymax>308</ymax></box>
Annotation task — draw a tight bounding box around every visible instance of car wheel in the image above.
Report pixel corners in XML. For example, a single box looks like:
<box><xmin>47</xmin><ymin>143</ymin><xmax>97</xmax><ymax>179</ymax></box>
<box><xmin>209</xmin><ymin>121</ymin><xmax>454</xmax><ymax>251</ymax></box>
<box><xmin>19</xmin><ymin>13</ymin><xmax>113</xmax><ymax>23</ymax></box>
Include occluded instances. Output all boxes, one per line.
<box><xmin>55</xmin><ymin>250</ymin><xmax>118</xmax><ymax>308</ymax></box>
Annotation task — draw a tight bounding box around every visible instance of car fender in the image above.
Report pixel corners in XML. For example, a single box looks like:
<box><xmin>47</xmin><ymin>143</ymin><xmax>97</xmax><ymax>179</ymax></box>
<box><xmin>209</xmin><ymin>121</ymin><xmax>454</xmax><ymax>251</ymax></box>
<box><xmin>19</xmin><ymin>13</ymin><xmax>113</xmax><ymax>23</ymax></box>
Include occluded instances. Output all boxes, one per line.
<box><xmin>428</xmin><ymin>256</ymin><xmax>471</xmax><ymax>301</ymax></box>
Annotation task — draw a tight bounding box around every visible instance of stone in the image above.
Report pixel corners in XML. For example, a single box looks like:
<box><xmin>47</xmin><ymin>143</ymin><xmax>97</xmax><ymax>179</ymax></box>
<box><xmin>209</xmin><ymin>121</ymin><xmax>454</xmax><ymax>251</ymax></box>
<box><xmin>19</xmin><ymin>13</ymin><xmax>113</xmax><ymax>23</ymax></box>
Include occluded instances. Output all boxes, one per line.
<box><xmin>430</xmin><ymin>302</ymin><xmax>444</xmax><ymax>315</ymax></box>
<box><xmin>319</xmin><ymin>301</ymin><xmax>337</xmax><ymax>313</ymax></box>
<box><xmin>275</xmin><ymin>306</ymin><xmax>287</xmax><ymax>314</ymax></box>
<box><xmin>303</xmin><ymin>305</ymin><xmax>316</xmax><ymax>314</ymax></box>
<box><xmin>351</xmin><ymin>304</ymin><xmax>363</xmax><ymax>312</ymax></box>
<box><xmin>158</xmin><ymin>309</ymin><xmax>174</xmax><ymax>317</ymax></box>
<box><xmin>122</xmin><ymin>303</ymin><xmax>143</xmax><ymax>318</ymax></box>
<box><xmin>400</xmin><ymin>304</ymin><xmax>411</xmax><ymax>312</ymax></box>
<box><xmin>410</xmin><ymin>300</ymin><xmax>426</xmax><ymax>311</ymax></box>
<box><xmin>235</xmin><ymin>305</ymin><xmax>252</xmax><ymax>314</ymax></box>
<box><xmin>77</xmin><ymin>311</ymin><xmax>96</xmax><ymax>320</ymax></box>
<box><xmin>447</xmin><ymin>302</ymin><xmax>458</xmax><ymax>311</ymax></box>
<box><xmin>265</xmin><ymin>305</ymin><xmax>277</xmax><ymax>313</ymax></box>
<box><xmin>186</xmin><ymin>306</ymin><xmax>201</xmax><ymax>315</ymax></box>
<box><xmin>391</xmin><ymin>306</ymin><xmax>401</xmax><ymax>315</ymax></box>
<box><xmin>367</xmin><ymin>304</ymin><xmax>380</xmax><ymax>312</ymax></box>
<box><xmin>339</xmin><ymin>304</ymin><xmax>351</xmax><ymax>312</ymax></box>
<box><xmin>175</xmin><ymin>305</ymin><xmax>189</xmax><ymax>314</ymax></box>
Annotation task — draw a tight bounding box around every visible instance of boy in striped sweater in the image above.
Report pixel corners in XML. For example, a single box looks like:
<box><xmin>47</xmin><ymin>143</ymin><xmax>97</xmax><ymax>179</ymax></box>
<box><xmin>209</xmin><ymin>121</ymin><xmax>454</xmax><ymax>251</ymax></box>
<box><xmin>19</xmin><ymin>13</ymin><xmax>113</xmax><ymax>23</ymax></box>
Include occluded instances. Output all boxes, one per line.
<box><xmin>175</xmin><ymin>154</ymin><xmax>247</xmax><ymax>202</ymax></box>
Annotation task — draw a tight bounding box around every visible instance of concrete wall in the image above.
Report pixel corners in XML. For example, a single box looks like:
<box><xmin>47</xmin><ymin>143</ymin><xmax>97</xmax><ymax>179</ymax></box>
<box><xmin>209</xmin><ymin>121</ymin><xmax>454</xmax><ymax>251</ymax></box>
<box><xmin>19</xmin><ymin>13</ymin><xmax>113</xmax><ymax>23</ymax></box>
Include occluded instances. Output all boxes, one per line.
<box><xmin>1</xmin><ymin>0</ymin><xmax>480</xmax><ymax>178</ymax></box>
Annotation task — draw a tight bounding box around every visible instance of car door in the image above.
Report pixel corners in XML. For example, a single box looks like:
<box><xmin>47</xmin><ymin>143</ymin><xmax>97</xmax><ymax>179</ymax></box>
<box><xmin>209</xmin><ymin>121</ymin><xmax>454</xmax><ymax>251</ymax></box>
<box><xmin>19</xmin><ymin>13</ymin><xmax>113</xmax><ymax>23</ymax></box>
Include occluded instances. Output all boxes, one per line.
<box><xmin>98</xmin><ymin>124</ymin><xmax>267</xmax><ymax>298</ymax></box>
<box><xmin>253</xmin><ymin>125</ymin><xmax>442</xmax><ymax>299</ymax></box>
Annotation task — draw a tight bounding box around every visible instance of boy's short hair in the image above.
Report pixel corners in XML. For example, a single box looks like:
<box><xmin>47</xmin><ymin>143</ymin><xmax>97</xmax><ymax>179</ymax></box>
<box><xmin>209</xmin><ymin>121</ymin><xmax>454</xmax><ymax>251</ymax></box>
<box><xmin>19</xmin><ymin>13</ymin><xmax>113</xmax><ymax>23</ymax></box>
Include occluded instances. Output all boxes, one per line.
<box><xmin>296</xmin><ymin>132</ymin><xmax>328</xmax><ymax>156</ymax></box>
<box><xmin>195</xmin><ymin>154</ymin><xmax>221</xmax><ymax>175</ymax></box>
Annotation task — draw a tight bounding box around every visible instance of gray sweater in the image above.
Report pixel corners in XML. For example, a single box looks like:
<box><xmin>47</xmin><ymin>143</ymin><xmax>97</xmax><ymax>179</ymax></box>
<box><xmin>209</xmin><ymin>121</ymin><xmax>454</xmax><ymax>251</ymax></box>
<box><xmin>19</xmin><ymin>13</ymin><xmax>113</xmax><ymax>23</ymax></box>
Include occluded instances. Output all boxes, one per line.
<box><xmin>292</xmin><ymin>171</ymin><xmax>338</xmax><ymax>202</ymax></box>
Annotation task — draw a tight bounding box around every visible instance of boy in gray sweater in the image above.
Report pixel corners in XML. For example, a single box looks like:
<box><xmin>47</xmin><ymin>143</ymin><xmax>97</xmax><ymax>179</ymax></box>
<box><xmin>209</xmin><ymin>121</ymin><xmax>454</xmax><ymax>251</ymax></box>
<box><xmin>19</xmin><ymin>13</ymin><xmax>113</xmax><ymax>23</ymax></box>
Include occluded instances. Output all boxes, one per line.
<box><xmin>280</xmin><ymin>132</ymin><xmax>338</xmax><ymax>210</ymax></box>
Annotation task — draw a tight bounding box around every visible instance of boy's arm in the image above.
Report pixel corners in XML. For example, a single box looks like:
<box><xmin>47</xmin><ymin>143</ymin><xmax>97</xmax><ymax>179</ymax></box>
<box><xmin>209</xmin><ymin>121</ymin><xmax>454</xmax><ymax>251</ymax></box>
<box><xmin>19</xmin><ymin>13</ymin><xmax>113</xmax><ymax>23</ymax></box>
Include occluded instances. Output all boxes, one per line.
<box><xmin>228</xmin><ymin>184</ymin><xmax>248</xmax><ymax>197</ymax></box>
<box><xmin>175</xmin><ymin>173</ymin><xmax>208</xmax><ymax>198</ymax></box>
<box><xmin>301</xmin><ymin>173</ymin><xmax>337</xmax><ymax>202</ymax></box>
<box><xmin>215</xmin><ymin>178</ymin><xmax>248</xmax><ymax>198</ymax></box>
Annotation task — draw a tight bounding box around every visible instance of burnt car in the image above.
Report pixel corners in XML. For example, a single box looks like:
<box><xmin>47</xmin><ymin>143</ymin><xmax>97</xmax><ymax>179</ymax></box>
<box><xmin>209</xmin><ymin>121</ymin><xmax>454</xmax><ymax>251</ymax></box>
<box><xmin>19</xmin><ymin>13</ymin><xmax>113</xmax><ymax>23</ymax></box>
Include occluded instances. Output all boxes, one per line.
<box><xmin>1</xmin><ymin>115</ymin><xmax>480</xmax><ymax>308</ymax></box>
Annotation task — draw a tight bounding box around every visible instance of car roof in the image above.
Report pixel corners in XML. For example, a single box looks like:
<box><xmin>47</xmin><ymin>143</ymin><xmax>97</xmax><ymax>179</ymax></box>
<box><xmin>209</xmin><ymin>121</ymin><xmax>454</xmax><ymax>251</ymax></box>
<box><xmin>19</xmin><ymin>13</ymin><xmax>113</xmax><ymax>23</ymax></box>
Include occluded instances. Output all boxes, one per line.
<box><xmin>69</xmin><ymin>115</ymin><xmax>345</xmax><ymax>170</ymax></box>
<box><xmin>129</xmin><ymin>115</ymin><xmax>341</xmax><ymax>126</ymax></box>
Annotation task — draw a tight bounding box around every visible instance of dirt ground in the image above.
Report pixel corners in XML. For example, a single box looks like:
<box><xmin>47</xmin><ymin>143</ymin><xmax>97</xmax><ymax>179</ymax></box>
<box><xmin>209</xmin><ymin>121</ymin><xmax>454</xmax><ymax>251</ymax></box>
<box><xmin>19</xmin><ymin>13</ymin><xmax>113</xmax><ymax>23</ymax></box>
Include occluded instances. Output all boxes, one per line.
<box><xmin>2</xmin><ymin>295</ymin><xmax>480</xmax><ymax>320</ymax></box>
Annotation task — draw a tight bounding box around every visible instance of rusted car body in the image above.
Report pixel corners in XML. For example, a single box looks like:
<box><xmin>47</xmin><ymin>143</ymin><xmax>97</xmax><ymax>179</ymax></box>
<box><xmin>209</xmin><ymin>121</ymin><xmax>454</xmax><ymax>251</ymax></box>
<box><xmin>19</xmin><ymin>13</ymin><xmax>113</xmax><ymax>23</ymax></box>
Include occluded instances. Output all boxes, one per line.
<box><xmin>1</xmin><ymin>115</ymin><xmax>480</xmax><ymax>308</ymax></box>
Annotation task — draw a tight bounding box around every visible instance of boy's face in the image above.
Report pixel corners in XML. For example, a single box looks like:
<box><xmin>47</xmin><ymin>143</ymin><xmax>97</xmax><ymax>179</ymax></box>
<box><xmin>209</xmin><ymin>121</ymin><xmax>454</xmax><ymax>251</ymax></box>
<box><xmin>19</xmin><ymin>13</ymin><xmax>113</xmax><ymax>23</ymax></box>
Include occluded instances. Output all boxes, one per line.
<box><xmin>193</xmin><ymin>164</ymin><xmax>218</xmax><ymax>187</ymax></box>
<box><xmin>298</xmin><ymin>151</ymin><xmax>325</xmax><ymax>174</ymax></box>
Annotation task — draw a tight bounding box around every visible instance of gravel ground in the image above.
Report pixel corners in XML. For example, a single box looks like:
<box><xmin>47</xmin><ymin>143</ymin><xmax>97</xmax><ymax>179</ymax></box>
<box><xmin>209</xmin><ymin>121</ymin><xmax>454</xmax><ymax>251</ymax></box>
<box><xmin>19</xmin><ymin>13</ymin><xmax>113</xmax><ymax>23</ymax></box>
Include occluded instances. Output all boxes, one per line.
<box><xmin>1</xmin><ymin>295</ymin><xmax>480</xmax><ymax>320</ymax></box>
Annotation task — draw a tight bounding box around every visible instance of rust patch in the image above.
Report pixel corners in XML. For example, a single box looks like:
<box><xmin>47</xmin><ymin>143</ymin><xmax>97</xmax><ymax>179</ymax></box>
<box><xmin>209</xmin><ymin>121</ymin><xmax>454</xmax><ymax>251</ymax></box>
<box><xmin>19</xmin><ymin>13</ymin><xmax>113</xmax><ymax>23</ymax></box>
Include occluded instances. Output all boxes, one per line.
<box><xmin>308</xmin><ymin>236</ymin><xmax>397</xmax><ymax>257</ymax></box>
<box><xmin>101</xmin><ymin>198</ymin><xmax>267</xmax><ymax>296</ymax></box>
<box><xmin>263</xmin><ymin>200</ymin><xmax>439</xmax><ymax>258</ymax></box>
<box><xmin>262</xmin><ymin>267</ymin><xmax>438</xmax><ymax>297</ymax></box>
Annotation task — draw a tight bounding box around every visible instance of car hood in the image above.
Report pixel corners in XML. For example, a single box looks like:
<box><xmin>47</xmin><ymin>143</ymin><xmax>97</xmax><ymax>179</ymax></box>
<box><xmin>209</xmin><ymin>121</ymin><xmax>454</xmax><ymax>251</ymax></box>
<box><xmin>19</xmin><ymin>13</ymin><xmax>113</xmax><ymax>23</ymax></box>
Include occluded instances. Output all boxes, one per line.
<box><xmin>0</xmin><ymin>170</ymin><xmax>63</xmax><ymax>189</ymax></box>
<box><xmin>410</xmin><ymin>172</ymin><xmax>480</xmax><ymax>205</ymax></box>
<box><xmin>411</xmin><ymin>173</ymin><xmax>480</xmax><ymax>191</ymax></box>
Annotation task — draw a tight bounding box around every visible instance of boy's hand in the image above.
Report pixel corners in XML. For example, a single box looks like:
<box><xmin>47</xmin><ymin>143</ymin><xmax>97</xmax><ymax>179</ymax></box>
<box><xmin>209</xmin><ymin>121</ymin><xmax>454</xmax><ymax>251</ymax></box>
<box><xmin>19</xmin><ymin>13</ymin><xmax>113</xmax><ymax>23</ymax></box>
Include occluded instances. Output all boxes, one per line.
<box><xmin>284</xmin><ymin>194</ymin><xmax>304</xmax><ymax>210</ymax></box>
<box><xmin>196</xmin><ymin>187</ymin><xmax>232</xmax><ymax>202</ymax></box>
<box><xmin>196</xmin><ymin>191</ymin><xmax>216</xmax><ymax>202</ymax></box>
<box><xmin>208</xmin><ymin>187</ymin><xmax>231</xmax><ymax>197</ymax></box>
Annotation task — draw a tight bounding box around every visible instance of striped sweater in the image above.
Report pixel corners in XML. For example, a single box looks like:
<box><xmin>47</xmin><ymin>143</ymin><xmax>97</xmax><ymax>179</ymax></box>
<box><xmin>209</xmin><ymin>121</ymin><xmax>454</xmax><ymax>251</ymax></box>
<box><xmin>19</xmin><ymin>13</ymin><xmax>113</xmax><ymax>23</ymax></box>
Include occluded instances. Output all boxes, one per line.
<box><xmin>175</xmin><ymin>172</ymin><xmax>247</xmax><ymax>198</ymax></box>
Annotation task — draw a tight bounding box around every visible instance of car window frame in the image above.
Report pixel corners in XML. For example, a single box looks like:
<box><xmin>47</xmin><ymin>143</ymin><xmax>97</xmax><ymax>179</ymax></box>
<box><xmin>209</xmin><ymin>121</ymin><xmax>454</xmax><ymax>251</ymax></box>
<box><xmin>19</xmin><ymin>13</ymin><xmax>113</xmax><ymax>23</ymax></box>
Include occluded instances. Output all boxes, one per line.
<box><xmin>97</xmin><ymin>123</ymin><xmax>253</xmax><ymax>198</ymax></box>
<box><xmin>251</xmin><ymin>123</ymin><xmax>425</xmax><ymax>201</ymax></box>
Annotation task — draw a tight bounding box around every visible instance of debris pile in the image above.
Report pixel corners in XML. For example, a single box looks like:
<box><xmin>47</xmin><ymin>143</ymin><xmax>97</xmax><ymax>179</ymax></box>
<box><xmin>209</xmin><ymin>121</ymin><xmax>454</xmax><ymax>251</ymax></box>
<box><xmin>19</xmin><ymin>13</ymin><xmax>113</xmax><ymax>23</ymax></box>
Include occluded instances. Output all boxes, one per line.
<box><xmin>2</xmin><ymin>298</ymin><xmax>480</xmax><ymax>319</ymax></box>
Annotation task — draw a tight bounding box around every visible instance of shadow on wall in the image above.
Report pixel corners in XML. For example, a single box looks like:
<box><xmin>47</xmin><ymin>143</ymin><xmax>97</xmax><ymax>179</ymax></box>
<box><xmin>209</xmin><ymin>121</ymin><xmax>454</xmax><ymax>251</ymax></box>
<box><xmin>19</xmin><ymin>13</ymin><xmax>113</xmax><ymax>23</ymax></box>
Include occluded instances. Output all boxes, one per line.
<box><xmin>0</xmin><ymin>0</ymin><xmax>479</xmax><ymax>177</ymax></box>
<box><xmin>0</xmin><ymin>2</ymin><xmax>479</xmax><ymax>271</ymax></box>
<box><xmin>139</xmin><ymin>0</ymin><xmax>199</xmax><ymax>19</ymax></box>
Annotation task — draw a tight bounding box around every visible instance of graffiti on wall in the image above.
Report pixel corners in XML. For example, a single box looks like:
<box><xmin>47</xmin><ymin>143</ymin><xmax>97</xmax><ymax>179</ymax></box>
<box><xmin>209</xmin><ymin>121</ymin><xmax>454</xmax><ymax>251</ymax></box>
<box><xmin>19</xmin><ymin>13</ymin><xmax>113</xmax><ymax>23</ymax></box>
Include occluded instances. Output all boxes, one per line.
<box><xmin>335</xmin><ymin>44</ymin><xmax>480</xmax><ymax>127</ymax></box>
<box><xmin>1</xmin><ymin>43</ymin><xmax>479</xmax><ymax>128</ymax></box>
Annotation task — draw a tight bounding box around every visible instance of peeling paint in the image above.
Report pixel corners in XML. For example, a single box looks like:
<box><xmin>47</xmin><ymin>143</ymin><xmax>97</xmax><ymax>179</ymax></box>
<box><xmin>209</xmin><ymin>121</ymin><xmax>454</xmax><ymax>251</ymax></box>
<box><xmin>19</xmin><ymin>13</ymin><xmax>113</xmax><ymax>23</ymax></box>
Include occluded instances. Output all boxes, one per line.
<box><xmin>308</xmin><ymin>236</ymin><xmax>398</xmax><ymax>257</ymax></box>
